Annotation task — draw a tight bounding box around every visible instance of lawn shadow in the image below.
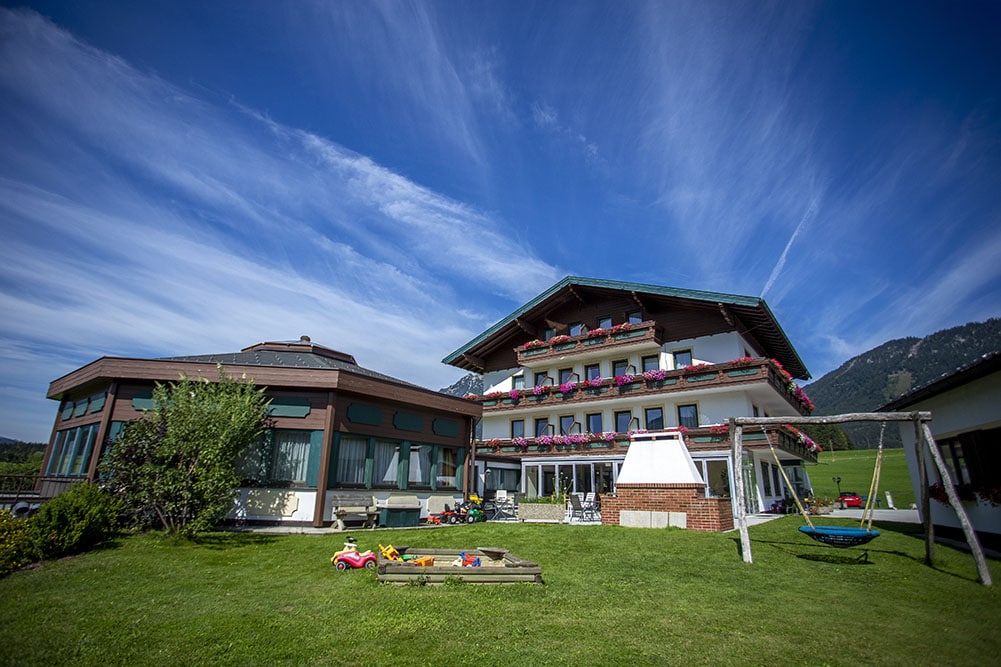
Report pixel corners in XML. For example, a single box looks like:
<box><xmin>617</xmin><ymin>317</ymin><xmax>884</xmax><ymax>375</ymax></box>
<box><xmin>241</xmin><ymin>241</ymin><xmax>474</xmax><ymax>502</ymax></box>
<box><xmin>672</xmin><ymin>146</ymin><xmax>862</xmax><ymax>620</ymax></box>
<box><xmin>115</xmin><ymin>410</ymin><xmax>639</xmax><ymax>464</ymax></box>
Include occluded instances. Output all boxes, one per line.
<box><xmin>739</xmin><ymin>527</ymin><xmax>987</xmax><ymax>583</ymax></box>
<box><xmin>191</xmin><ymin>531</ymin><xmax>283</xmax><ymax>550</ymax></box>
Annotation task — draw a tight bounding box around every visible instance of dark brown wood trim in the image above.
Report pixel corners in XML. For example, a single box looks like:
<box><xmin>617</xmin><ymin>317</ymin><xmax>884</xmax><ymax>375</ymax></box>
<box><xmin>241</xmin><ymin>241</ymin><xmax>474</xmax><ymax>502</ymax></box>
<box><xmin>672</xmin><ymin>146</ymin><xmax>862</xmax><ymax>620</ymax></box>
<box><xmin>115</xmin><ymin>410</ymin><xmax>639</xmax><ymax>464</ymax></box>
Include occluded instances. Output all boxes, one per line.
<box><xmin>87</xmin><ymin>382</ymin><xmax>118</xmax><ymax>482</ymax></box>
<box><xmin>313</xmin><ymin>391</ymin><xmax>337</xmax><ymax>528</ymax></box>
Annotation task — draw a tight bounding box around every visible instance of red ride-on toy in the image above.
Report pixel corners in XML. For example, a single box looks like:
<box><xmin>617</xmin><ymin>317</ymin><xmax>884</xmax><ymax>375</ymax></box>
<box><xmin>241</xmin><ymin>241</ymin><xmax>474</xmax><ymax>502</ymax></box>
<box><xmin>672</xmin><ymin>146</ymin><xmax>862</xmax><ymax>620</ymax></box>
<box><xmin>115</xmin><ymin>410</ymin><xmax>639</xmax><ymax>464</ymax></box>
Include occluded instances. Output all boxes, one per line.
<box><xmin>331</xmin><ymin>537</ymin><xmax>377</xmax><ymax>571</ymax></box>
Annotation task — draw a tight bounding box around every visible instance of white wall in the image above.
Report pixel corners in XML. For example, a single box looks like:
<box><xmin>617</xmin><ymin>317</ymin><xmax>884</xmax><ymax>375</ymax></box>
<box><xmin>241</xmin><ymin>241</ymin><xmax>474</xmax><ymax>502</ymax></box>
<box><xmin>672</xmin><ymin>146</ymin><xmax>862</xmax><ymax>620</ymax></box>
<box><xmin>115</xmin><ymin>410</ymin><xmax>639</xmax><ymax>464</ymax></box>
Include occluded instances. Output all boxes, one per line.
<box><xmin>480</xmin><ymin>390</ymin><xmax>755</xmax><ymax>439</ymax></box>
<box><xmin>896</xmin><ymin>370</ymin><xmax>1001</xmax><ymax>537</ymax></box>
<box><xmin>666</xmin><ymin>332</ymin><xmax>751</xmax><ymax>369</ymax></box>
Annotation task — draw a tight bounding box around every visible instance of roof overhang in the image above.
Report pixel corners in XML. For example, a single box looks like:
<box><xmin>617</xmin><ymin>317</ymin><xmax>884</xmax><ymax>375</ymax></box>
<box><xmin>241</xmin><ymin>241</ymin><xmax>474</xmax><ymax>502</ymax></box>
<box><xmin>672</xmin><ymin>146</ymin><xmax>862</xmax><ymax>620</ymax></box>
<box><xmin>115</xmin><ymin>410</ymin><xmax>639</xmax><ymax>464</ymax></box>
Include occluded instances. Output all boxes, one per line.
<box><xmin>442</xmin><ymin>276</ymin><xmax>809</xmax><ymax>379</ymax></box>
<box><xmin>46</xmin><ymin>356</ymin><xmax>481</xmax><ymax>417</ymax></box>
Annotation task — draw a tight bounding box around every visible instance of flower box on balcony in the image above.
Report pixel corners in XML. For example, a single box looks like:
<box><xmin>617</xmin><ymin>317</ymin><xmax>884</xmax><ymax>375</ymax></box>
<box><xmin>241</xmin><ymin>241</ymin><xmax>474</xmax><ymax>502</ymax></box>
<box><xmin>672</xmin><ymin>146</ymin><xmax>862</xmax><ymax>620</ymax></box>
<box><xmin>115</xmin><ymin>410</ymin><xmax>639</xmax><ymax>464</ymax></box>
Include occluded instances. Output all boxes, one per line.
<box><xmin>617</xmin><ymin>382</ymin><xmax>643</xmax><ymax>392</ymax></box>
<box><xmin>553</xmin><ymin>343</ymin><xmax>577</xmax><ymax>351</ymax></box>
<box><xmin>501</xmin><ymin>398</ymin><xmax>519</xmax><ymax>405</ymax></box>
<box><xmin>583</xmin><ymin>337</ymin><xmax>606</xmax><ymax>346</ymax></box>
<box><xmin>613</xmin><ymin>330</ymin><xmax>647</xmax><ymax>341</ymax></box>
<box><xmin>557</xmin><ymin>392</ymin><xmax>576</xmax><ymax>399</ymax></box>
<box><xmin>647</xmin><ymin>378</ymin><xmax>678</xmax><ymax>388</ymax></box>
<box><xmin>482</xmin><ymin>400</ymin><xmax>497</xmax><ymax>406</ymax></box>
<box><xmin>527</xmin><ymin>395</ymin><xmax>547</xmax><ymax>402</ymax></box>
<box><xmin>726</xmin><ymin>368</ymin><xmax>760</xmax><ymax>378</ymax></box>
<box><xmin>586</xmin><ymin>441</ymin><xmax>612</xmax><ymax>449</ymax></box>
<box><xmin>685</xmin><ymin>373</ymin><xmax>717</xmax><ymax>382</ymax></box>
<box><xmin>584</xmin><ymin>387</ymin><xmax>608</xmax><ymax>395</ymax></box>
<box><xmin>522</xmin><ymin>348</ymin><xmax>548</xmax><ymax>357</ymax></box>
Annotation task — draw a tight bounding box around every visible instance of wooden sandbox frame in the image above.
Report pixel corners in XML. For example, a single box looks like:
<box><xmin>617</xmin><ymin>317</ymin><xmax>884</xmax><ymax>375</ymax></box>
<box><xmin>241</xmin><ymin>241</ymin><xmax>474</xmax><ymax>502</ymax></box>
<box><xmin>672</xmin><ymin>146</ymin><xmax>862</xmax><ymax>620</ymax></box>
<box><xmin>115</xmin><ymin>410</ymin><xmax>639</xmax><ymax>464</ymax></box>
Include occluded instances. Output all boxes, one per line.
<box><xmin>377</xmin><ymin>547</ymin><xmax>543</xmax><ymax>584</ymax></box>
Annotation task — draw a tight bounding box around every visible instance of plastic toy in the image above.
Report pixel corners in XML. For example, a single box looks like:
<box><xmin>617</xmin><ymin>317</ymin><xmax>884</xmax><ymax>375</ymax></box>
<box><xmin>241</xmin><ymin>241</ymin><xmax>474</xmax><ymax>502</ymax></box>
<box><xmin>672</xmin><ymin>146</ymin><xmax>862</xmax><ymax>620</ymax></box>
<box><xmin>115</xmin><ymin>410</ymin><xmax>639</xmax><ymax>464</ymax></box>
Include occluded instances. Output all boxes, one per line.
<box><xmin>450</xmin><ymin>551</ymin><xmax>481</xmax><ymax>567</ymax></box>
<box><xmin>379</xmin><ymin>544</ymin><xmax>402</xmax><ymax>561</ymax></box>
<box><xmin>331</xmin><ymin>537</ymin><xmax>377</xmax><ymax>571</ymax></box>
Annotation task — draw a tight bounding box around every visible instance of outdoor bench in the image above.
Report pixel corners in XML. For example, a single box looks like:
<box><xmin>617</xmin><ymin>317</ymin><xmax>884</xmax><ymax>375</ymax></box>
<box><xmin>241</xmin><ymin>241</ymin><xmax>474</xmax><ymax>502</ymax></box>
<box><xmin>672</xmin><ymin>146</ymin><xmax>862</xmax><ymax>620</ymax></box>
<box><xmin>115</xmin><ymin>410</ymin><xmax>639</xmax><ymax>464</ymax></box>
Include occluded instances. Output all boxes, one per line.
<box><xmin>330</xmin><ymin>493</ymin><xmax>379</xmax><ymax>530</ymax></box>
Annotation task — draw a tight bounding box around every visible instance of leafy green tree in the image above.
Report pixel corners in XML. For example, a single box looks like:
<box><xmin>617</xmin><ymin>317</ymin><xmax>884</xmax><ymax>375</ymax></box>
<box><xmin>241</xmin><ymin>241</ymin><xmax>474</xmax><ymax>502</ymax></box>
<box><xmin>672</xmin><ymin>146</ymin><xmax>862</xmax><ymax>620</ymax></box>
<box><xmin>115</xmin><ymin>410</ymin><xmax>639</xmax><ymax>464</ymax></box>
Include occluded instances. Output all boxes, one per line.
<box><xmin>100</xmin><ymin>370</ymin><xmax>269</xmax><ymax>536</ymax></box>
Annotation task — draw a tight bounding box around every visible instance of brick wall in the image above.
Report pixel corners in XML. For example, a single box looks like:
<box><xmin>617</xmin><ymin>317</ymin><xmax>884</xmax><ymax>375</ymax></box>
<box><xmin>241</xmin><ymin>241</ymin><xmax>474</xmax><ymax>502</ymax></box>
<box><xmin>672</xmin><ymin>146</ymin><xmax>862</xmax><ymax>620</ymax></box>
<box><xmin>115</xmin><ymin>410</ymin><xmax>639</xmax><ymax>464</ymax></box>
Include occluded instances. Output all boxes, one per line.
<box><xmin>601</xmin><ymin>483</ymin><xmax>734</xmax><ymax>532</ymax></box>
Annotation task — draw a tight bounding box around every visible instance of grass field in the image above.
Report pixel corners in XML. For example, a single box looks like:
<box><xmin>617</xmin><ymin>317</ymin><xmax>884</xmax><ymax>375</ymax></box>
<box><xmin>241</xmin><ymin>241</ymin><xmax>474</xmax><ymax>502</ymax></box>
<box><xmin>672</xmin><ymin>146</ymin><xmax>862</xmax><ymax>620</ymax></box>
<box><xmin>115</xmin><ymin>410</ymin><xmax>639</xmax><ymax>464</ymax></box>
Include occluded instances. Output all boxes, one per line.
<box><xmin>810</xmin><ymin>448</ymin><xmax>915</xmax><ymax>509</ymax></box>
<box><xmin>2</xmin><ymin>519</ymin><xmax>998</xmax><ymax>666</ymax></box>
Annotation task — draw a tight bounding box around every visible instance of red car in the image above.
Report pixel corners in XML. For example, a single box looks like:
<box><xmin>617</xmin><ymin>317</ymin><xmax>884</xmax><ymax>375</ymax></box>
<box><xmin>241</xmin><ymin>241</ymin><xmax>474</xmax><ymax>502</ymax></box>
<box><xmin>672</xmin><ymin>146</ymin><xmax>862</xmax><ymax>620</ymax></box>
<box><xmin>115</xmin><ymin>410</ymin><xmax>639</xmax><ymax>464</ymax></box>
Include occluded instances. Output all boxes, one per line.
<box><xmin>331</xmin><ymin>549</ymin><xmax>377</xmax><ymax>571</ymax></box>
<box><xmin>839</xmin><ymin>492</ymin><xmax>862</xmax><ymax>508</ymax></box>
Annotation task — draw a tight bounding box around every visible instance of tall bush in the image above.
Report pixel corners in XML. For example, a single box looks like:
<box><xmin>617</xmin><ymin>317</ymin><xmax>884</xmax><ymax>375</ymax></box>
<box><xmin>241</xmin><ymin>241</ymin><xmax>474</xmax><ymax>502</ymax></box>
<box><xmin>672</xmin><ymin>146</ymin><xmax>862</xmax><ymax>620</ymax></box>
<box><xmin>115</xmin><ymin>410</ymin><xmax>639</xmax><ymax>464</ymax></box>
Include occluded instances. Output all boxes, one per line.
<box><xmin>0</xmin><ymin>509</ymin><xmax>37</xmax><ymax>577</ymax></box>
<box><xmin>100</xmin><ymin>369</ymin><xmax>269</xmax><ymax>536</ymax></box>
<box><xmin>30</xmin><ymin>482</ymin><xmax>121</xmax><ymax>559</ymax></box>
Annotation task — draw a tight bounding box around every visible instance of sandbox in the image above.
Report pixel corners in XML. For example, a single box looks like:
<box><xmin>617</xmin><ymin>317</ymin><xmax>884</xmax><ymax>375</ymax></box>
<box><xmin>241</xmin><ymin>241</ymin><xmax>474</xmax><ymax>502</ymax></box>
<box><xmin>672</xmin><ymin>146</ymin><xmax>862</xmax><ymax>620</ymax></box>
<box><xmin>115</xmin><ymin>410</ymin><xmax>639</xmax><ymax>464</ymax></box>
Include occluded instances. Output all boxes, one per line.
<box><xmin>377</xmin><ymin>547</ymin><xmax>543</xmax><ymax>584</ymax></box>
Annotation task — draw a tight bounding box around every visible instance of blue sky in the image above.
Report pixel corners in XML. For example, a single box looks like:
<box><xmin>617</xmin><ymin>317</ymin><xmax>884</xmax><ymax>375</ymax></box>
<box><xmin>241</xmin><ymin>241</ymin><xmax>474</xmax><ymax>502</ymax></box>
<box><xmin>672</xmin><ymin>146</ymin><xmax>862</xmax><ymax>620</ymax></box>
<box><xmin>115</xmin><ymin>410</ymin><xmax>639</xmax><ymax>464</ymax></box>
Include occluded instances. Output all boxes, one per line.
<box><xmin>2</xmin><ymin>1</ymin><xmax>1000</xmax><ymax>442</ymax></box>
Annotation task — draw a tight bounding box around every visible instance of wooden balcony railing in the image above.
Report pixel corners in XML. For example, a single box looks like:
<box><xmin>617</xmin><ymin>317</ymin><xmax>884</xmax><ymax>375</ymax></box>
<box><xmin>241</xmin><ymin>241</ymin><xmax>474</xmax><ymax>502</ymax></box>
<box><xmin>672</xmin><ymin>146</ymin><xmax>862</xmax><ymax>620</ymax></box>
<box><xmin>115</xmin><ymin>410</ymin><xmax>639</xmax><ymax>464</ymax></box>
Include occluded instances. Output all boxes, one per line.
<box><xmin>475</xmin><ymin>423</ymin><xmax>818</xmax><ymax>463</ymax></box>
<box><xmin>515</xmin><ymin>321</ymin><xmax>663</xmax><ymax>366</ymax></box>
<box><xmin>477</xmin><ymin>359</ymin><xmax>813</xmax><ymax>416</ymax></box>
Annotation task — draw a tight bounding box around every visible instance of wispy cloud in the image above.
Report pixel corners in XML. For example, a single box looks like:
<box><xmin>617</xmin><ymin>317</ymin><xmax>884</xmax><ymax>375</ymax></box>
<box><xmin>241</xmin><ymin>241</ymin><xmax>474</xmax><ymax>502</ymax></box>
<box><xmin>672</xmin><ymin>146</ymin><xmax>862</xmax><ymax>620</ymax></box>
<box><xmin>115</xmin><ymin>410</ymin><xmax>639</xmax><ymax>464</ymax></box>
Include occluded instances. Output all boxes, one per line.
<box><xmin>531</xmin><ymin>101</ymin><xmax>602</xmax><ymax>170</ymax></box>
<box><xmin>0</xmin><ymin>8</ymin><xmax>560</xmax><ymax>440</ymax></box>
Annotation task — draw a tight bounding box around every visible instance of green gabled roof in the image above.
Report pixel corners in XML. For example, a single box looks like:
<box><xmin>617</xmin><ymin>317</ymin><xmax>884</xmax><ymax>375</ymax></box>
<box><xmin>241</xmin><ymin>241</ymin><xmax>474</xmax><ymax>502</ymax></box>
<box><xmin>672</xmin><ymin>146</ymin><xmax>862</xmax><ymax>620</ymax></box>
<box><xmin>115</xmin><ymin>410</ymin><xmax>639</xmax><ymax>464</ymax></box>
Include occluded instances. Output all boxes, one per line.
<box><xmin>442</xmin><ymin>276</ymin><xmax>809</xmax><ymax>379</ymax></box>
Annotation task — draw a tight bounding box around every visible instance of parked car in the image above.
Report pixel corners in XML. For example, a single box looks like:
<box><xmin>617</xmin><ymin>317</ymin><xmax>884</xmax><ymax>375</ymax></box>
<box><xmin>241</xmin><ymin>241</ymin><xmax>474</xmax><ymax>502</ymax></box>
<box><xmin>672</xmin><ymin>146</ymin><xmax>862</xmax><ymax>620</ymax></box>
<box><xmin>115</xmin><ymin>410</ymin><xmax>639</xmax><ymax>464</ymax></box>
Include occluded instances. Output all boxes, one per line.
<box><xmin>839</xmin><ymin>492</ymin><xmax>862</xmax><ymax>508</ymax></box>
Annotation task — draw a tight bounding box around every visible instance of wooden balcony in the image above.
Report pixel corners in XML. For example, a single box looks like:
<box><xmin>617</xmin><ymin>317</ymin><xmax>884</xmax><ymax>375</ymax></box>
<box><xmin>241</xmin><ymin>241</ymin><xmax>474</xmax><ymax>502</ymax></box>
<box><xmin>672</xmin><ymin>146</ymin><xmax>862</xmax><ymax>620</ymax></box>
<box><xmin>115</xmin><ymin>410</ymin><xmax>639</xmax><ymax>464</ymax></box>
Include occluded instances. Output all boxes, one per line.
<box><xmin>479</xmin><ymin>359</ymin><xmax>813</xmax><ymax>416</ymax></box>
<box><xmin>515</xmin><ymin>321</ymin><xmax>663</xmax><ymax>366</ymax></box>
<box><xmin>475</xmin><ymin>423</ymin><xmax>818</xmax><ymax>463</ymax></box>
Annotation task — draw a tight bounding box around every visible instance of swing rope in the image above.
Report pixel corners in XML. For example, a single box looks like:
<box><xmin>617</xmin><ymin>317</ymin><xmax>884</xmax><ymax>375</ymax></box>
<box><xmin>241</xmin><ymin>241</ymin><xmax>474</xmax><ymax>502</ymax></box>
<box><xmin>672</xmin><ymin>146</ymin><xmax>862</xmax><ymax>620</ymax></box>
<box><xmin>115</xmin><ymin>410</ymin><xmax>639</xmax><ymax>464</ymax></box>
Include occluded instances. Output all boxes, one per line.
<box><xmin>765</xmin><ymin>425</ymin><xmax>882</xmax><ymax>548</ymax></box>
<box><xmin>766</xmin><ymin>427</ymin><xmax>814</xmax><ymax>528</ymax></box>
<box><xmin>860</xmin><ymin>422</ymin><xmax>886</xmax><ymax>530</ymax></box>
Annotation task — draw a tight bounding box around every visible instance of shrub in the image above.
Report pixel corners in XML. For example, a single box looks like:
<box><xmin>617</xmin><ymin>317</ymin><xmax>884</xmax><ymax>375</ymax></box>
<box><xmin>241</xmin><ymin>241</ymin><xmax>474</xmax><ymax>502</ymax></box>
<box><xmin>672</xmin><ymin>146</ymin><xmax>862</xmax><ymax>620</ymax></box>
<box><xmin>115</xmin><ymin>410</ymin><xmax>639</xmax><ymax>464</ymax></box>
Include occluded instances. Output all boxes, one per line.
<box><xmin>30</xmin><ymin>483</ymin><xmax>121</xmax><ymax>559</ymax></box>
<box><xmin>0</xmin><ymin>509</ymin><xmax>38</xmax><ymax>577</ymax></box>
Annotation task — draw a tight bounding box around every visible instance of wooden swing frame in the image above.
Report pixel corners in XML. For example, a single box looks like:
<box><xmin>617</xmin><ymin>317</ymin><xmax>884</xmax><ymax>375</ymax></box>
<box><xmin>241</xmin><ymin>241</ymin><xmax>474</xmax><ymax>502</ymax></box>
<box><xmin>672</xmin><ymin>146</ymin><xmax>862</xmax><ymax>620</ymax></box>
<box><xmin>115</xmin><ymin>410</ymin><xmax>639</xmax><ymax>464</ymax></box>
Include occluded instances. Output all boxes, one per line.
<box><xmin>729</xmin><ymin>412</ymin><xmax>993</xmax><ymax>587</ymax></box>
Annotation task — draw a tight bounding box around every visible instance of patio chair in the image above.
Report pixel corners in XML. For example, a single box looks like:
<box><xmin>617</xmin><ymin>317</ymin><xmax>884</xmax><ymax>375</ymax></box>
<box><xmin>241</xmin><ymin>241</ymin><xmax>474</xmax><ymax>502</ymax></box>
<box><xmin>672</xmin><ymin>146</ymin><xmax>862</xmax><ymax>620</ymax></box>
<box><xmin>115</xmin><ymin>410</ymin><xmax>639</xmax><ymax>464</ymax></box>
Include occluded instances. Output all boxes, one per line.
<box><xmin>567</xmin><ymin>493</ymin><xmax>594</xmax><ymax>522</ymax></box>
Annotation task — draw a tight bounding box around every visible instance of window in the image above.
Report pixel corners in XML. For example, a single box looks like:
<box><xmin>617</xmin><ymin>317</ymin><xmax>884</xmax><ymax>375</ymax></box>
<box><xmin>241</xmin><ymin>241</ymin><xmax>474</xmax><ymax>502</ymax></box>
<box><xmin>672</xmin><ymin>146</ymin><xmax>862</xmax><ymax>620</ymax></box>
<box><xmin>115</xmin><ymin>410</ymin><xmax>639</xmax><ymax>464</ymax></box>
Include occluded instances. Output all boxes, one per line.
<box><xmin>627</xmin><ymin>310</ymin><xmax>642</xmax><ymax>324</ymax></box>
<box><xmin>270</xmin><ymin>430</ymin><xmax>313</xmax><ymax>484</ymax></box>
<box><xmin>240</xmin><ymin>429</ymin><xmax>320</xmax><ymax>487</ymax></box>
<box><xmin>644</xmin><ymin>407</ymin><xmax>664</xmax><ymax>430</ymax></box>
<box><xmin>642</xmin><ymin>355</ymin><xmax>659</xmax><ymax>372</ymax></box>
<box><xmin>938</xmin><ymin>427</ymin><xmax>1001</xmax><ymax>489</ymax></box>
<box><xmin>511</xmin><ymin>420</ymin><xmax>525</xmax><ymax>439</ymax></box>
<box><xmin>569</xmin><ymin>322</ymin><xmax>583</xmax><ymax>336</ymax></box>
<box><xmin>560</xmin><ymin>415</ymin><xmax>576</xmax><ymax>435</ymax></box>
<box><xmin>673</xmin><ymin>349</ymin><xmax>693</xmax><ymax>369</ymax></box>
<box><xmin>374</xmin><ymin>440</ymin><xmax>400</xmax><ymax>487</ymax></box>
<box><xmin>559</xmin><ymin>367</ymin><xmax>574</xmax><ymax>383</ymax></box>
<box><xmin>614</xmin><ymin>410</ymin><xmax>633</xmax><ymax>432</ymax></box>
<box><xmin>587</xmin><ymin>412</ymin><xmax>603</xmax><ymax>434</ymax></box>
<box><xmin>335</xmin><ymin>436</ymin><xmax>367</xmax><ymax>485</ymax></box>
<box><xmin>512</xmin><ymin>374</ymin><xmax>525</xmax><ymax>390</ymax></box>
<box><xmin>678</xmin><ymin>404</ymin><xmax>699</xmax><ymax>429</ymax></box>
<box><xmin>534</xmin><ymin>371</ymin><xmax>550</xmax><ymax>387</ymax></box>
<box><xmin>761</xmin><ymin>461</ymin><xmax>772</xmax><ymax>495</ymax></box>
<box><xmin>534</xmin><ymin>418</ymin><xmax>550</xmax><ymax>437</ymax></box>
<box><xmin>408</xmin><ymin>444</ymin><xmax>432</xmax><ymax>487</ymax></box>
<box><xmin>544</xmin><ymin>327</ymin><xmax>556</xmax><ymax>341</ymax></box>
<box><xmin>612</xmin><ymin>359</ymin><xmax>629</xmax><ymax>377</ymax></box>
<box><xmin>597</xmin><ymin>316</ymin><xmax>612</xmax><ymax>329</ymax></box>
<box><xmin>46</xmin><ymin>423</ymin><xmax>99</xmax><ymax>476</ymax></box>
<box><xmin>436</xmin><ymin>447</ymin><xmax>460</xmax><ymax>488</ymax></box>
<box><xmin>584</xmin><ymin>363</ymin><xmax>601</xmax><ymax>381</ymax></box>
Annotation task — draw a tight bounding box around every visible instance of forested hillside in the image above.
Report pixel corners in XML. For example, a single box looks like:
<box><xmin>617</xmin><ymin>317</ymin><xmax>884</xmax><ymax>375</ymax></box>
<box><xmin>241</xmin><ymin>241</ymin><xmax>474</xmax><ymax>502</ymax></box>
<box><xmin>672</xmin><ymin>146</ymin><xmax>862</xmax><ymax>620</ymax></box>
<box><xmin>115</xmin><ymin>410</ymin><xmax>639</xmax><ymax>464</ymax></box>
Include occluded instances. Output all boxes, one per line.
<box><xmin>806</xmin><ymin>318</ymin><xmax>1001</xmax><ymax>447</ymax></box>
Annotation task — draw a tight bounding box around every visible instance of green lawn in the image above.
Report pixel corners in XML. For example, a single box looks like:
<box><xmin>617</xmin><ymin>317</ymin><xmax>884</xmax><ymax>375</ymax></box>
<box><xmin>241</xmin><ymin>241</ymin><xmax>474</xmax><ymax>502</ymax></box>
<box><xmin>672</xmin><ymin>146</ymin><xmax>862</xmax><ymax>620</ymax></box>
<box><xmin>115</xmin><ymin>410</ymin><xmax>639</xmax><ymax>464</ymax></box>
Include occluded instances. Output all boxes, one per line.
<box><xmin>810</xmin><ymin>448</ymin><xmax>916</xmax><ymax>508</ymax></box>
<box><xmin>2</xmin><ymin>520</ymin><xmax>998</xmax><ymax>666</ymax></box>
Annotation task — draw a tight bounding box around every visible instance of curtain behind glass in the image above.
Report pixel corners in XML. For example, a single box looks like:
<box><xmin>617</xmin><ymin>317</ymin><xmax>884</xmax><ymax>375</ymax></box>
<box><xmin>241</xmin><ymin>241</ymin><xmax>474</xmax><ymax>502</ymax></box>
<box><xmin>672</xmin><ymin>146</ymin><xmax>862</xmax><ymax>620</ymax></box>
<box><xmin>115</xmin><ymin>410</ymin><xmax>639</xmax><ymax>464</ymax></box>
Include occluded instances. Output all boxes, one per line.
<box><xmin>436</xmin><ymin>447</ymin><xmax>457</xmax><ymax>488</ymax></box>
<box><xmin>336</xmin><ymin>437</ymin><xmax>367</xmax><ymax>485</ymax></box>
<box><xmin>374</xmin><ymin>441</ymin><xmax>399</xmax><ymax>487</ymax></box>
<box><xmin>271</xmin><ymin>430</ymin><xmax>311</xmax><ymax>484</ymax></box>
<box><xmin>409</xmin><ymin>445</ymin><xmax>432</xmax><ymax>486</ymax></box>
